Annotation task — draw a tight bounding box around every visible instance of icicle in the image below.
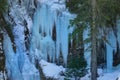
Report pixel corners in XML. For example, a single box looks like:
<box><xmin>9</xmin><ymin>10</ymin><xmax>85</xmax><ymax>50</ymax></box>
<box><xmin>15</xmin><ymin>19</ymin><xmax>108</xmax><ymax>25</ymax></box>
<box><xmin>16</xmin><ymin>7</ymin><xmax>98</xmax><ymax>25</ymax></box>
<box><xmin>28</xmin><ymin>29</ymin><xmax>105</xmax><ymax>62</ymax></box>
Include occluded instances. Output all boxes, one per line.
<box><xmin>58</xmin><ymin>13</ymin><xmax>69</xmax><ymax>65</ymax></box>
<box><xmin>55</xmin><ymin>17</ymin><xmax>61</xmax><ymax>60</ymax></box>
<box><xmin>30</xmin><ymin>1</ymin><xmax>71</xmax><ymax>65</ymax></box>
<box><xmin>106</xmin><ymin>28</ymin><xmax>117</xmax><ymax>72</ymax></box>
<box><xmin>117</xmin><ymin>20</ymin><xmax>120</xmax><ymax>47</ymax></box>
<box><xmin>83</xmin><ymin>27</ymin><xmax>91</xmax><ymax>67</ymax></box>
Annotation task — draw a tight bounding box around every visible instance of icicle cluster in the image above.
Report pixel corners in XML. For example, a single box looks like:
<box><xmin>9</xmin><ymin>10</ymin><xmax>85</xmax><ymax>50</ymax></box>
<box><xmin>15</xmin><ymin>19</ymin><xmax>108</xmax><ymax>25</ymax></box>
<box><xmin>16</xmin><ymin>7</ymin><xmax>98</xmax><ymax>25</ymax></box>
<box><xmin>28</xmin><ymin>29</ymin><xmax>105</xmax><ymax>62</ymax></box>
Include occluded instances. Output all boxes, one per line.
<box><xmin>30</xmin><ymin>0</ymin><xmax>72</xmax><ymax>64</ymax></box>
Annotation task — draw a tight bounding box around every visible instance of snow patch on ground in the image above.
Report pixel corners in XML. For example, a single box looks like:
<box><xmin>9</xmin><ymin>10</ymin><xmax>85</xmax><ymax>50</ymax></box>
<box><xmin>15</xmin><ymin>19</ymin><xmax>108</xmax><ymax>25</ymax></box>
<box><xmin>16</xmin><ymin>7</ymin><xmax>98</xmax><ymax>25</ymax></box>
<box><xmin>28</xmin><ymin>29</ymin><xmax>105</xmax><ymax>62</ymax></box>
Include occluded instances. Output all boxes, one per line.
<box><xmin>39</xmin><ymin>60</ymin><xmax>65</xmax><ymax>79</ymax></box>
<box><xmin>81</xmin><ymin>68</ymin><xmax>120</xmax><ymax>80</ymax></box>
<box><xmin>39</xmin><ymin>60</ymin><xmax>120</xmax><ymax>80</ymax></box>
<box><xmin>98</xmin><ymin>70</ymin><xmax>119</xmax><ymax>80</ymax></box>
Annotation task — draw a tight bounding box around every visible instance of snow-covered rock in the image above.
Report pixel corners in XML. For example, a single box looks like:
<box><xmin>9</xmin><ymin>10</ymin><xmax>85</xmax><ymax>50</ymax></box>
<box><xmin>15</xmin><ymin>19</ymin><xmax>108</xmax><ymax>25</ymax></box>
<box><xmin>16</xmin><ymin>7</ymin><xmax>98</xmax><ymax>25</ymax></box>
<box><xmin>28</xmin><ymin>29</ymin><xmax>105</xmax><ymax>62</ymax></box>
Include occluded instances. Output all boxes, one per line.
<box><xmin>39</xmin><ymin>60</ymin><xmax>65</xmax><ymax>79</ymax></box>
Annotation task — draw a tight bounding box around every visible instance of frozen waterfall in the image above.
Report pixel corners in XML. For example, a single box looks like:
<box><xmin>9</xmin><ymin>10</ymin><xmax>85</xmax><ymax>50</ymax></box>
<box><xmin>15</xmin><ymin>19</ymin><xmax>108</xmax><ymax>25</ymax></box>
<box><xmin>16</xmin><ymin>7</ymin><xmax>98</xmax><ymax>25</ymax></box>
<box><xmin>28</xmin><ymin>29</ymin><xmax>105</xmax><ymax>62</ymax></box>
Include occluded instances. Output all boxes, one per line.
<box><xmin>3</xmin><ymin>0</ymin><xmax>40</xmax><ymax>79</ymax></box>
<box><xmin>3</xmin><ymin>33</ymin><xmax>24</xmax><ymax>80</ymax></box>
<box><xmin>3</xmin><ymin>0</ymin><xmax>120</xmax><ymax>80</ymax></box>
<box><xmin>30</xmin><ymin>0</ymin><xmax>71</xmax><ymax>65</ymax></box>
<box><xmin>106</xmin><ymin>28</ymin><xmax>117</xmax><ymax>72</ymax></box>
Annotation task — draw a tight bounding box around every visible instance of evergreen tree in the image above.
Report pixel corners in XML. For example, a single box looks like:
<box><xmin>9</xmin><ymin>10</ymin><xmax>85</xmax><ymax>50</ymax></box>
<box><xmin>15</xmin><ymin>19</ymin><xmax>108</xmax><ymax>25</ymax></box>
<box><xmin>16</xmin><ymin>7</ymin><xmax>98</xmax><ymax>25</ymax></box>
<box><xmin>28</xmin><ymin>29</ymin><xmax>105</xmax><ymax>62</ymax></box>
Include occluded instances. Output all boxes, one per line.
<box><xmin>91</xmin><ymin>0</ymin><xmax>97</xmax><ymax>80</ymax></box>
<box><xmin>0</xmin><ymin>0</ymin><xmax>8</xmax><ymax>14</ymax></box>
<box><xmin>66</xmin><ymin>0</ymin><xmax>120</xmax><ymax>80</ymax></box>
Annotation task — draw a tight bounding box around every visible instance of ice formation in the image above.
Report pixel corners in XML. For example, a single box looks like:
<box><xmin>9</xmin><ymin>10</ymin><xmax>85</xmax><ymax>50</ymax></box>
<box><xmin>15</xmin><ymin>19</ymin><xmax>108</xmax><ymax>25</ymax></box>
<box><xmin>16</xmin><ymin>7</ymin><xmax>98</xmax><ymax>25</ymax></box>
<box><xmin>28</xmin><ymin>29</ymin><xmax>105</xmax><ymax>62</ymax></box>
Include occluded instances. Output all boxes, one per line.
<box><xmin>3</xmin><ymin>32</ymin><xmax>40</xmax><ymax>80</ymax></box>
<box><xmin>2</xmin><ymin>0</ymin><xmax>40</xmax><ymax>80</ymax></box>
<box><xmin>3</xmin><ymin>33</ymin><xmax>24</xmax><ymax>80</ymax></box>
<box><xmin>106</xmin><ymin>28</ymin><xmax>117</xmax><ymax>72</ymax></box>
<box><xmin>30</xmin><ymin>0</ymin><xmax>72</xmax><ymax>64</ymax></box>
<box><xmin>2</xmin><ymin>0</ymin><xmax>120</xmax><ymax>80</ymax></box>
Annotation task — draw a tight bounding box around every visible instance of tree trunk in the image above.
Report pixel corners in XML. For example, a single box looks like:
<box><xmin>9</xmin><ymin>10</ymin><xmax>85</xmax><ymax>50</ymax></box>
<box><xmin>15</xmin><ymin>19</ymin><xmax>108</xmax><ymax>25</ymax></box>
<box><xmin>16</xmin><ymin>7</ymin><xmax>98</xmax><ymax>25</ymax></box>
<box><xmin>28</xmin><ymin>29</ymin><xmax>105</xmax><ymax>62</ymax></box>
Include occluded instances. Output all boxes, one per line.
<box><xmin>91</xmin><ymin>0</ymin><xmax>97</xmax><ymax>80</ymax></box>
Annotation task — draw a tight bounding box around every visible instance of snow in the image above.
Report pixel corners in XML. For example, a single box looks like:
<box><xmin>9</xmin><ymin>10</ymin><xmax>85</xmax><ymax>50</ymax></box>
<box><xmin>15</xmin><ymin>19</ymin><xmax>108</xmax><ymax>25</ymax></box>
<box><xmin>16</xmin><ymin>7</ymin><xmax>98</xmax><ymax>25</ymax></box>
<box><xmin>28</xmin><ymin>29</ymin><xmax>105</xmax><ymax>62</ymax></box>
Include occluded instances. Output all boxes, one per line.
<box><xmin>38</xmin><ymin>0</ymin><xmax>66</xmax><ymax>12</ymax></box>
<box><xmin>0</xmin><ymin>71</ymin><xmax>7</xmax><ymax>80</ymax></box>
<box><xmin>98</xmin><ymin>70</ymin><xmax>119</xmax><ymax>80</ymax></box>
<box><xmin>39</xmin><ymin>60</ymin><xmax>65</xmax><ymax>79</ymax></box>
<box><xmin>117</xmin><ymin>75</ymin><xmax>120</xmax><ymax>80</ymax></box>
<box><xmin>81</xmin><ymin>68</ymin><xmax>120</xmax><ymax>80</ymax></box>
<box><xmin>39</xmin><ymin>61</ymin><xmax>120</xmax><ymax>80</ymax></box>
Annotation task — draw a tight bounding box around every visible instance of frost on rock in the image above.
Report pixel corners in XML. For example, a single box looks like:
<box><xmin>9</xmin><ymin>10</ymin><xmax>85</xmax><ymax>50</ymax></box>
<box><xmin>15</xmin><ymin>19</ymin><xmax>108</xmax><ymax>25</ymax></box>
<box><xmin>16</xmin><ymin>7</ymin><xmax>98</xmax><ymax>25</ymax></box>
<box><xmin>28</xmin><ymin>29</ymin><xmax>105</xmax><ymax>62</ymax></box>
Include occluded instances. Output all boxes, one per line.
<box><xmin>3</xmin><ymin>1</ymin><xmax>40</xmax><ymax>80</ymax></box>
<box><xmin>30</xmin><ymin>0</ymin><xmax>72</xmax><ymax>64</ymax></box>
<box><xmin>0</xmin><ymin>71</ymin><xmax>7</xmax><ymax>80</ymax></box>
<box><xmin>39</xmin><ymin>60</ymin><xmax>65</xmax><ymax>79</ymax></box>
